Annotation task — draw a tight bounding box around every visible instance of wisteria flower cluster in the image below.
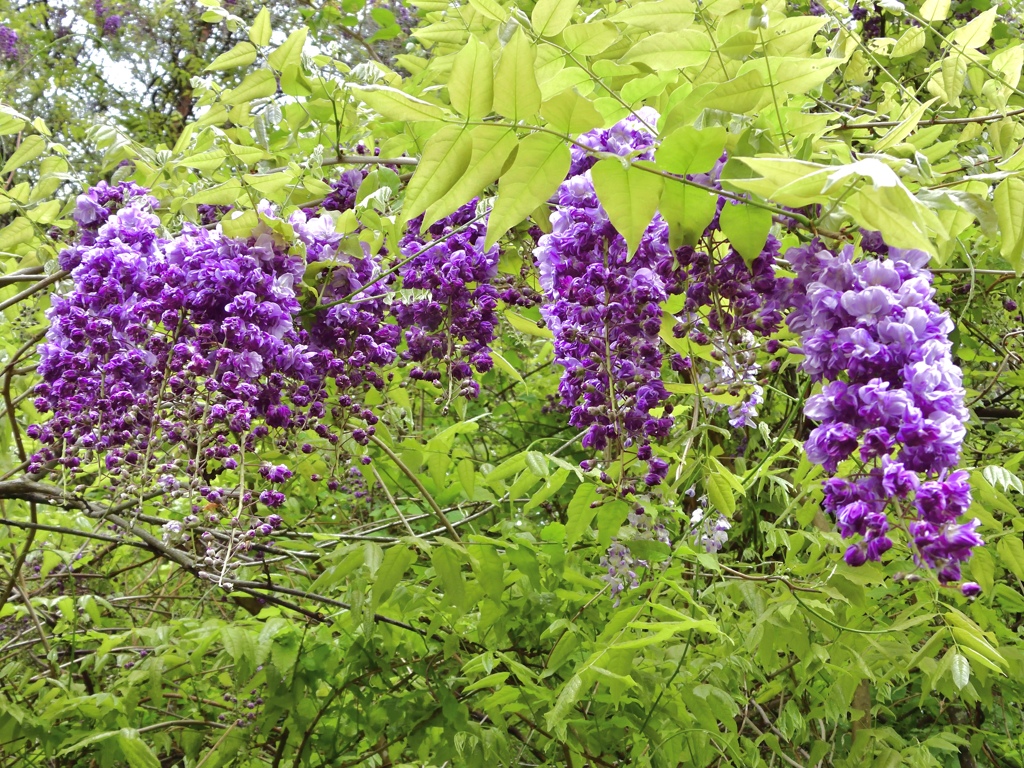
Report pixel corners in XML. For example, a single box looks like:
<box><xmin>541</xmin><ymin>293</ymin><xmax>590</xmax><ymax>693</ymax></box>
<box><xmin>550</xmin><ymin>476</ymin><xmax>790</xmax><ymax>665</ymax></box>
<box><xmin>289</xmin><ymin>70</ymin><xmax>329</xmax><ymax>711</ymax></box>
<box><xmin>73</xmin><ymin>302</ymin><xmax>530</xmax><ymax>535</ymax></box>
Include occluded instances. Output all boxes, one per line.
<box><xmin>536</xmin><ymin>109</ymin><xmax>786</xmax><ymax>486</ymax></box>
<box><xmin>396</xmin><ymin>201</ymin><xmax>500</xmax><ymax>400</ymax></box>
<box><xmin>600</xmin><ymin>508</ymin><xmax>671</xmax><ymax>605</ymax></box>
<box><xmin>29</xmin><ymin>183</ymin><xmax>399</xmax><ymax>578</ymax></box>
<box><xmin>786</xmin><ymin>237</ymin><xmax>979</xmax><ymax>584</ymax></box>
<box><xmin>536</xmin><ymin>108</ymin><xmax>681</xmax><ymax>487</ymax></box>
<box><xmin>0</xmin><ymin>25</ymin><xmax>19</xmax><ymax>61</ymax></box>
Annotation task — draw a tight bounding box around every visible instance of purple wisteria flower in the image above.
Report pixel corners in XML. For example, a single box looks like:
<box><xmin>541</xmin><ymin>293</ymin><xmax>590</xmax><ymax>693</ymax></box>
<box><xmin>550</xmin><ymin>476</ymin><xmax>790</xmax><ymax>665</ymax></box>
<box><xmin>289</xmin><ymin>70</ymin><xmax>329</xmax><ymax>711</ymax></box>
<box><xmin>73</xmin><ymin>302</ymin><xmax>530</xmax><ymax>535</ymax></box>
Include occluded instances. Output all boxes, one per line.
<box><xmin>786</xmin><ymin>239</ymin><xmax>979</xmax><ymax>583</ymax></box>
<box><xmin>29</xmin><ymin>185</ymin><xmax>378</xmax><ymax>533</ymax></box>
<box><xmin>600</xmin><ymin>508</ymin><xmax>671</xmax><ymax>605</ymax></box>
<box><xmin>0</xmin><ymin>25</ymin><xmax>18</xmax><ymax>61</ymax></box>
<box><xmin>395</xmin><ymin>200</ymin><xmax>500</xmax><ymax>399</ymax></box>
<box><xmin>537</xmin><ymin>110</ymin><xmax>785</xmax><ymax>485</ymax></box>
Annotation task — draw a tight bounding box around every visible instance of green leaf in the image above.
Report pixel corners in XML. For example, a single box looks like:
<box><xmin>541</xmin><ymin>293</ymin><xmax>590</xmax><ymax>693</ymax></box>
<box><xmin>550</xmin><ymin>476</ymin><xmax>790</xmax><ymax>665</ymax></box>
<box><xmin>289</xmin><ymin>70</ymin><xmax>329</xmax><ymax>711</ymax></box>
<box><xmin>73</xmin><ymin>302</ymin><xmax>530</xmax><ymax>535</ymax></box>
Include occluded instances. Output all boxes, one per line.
<box><xmin>659</xmin><ymin>182</ymin><xmax>717</xmax><ymax>248</ymax></box>
<box><xmin>469</xmin><ymin>542</ymin><xmax>505</xmax><ymax>601</ymax></box>
<box><xmin>705</xmin><ymin>471</ymin><xmax>735</xmax><ymax>517</ymax></box>
<box><xmin>540</xmin><ymin>89</ymin><xmax>604</xmax><ymax>135</ymax></box>
<box><xmin>994</xmin><ymin>177</ymin><xmax>1024</xmax><ymax>274</ymax></box>
<box><xmin>950</xmin><ymin>652</ymin><xmax>971</xmax><ymax>690</ymax></box>
<box><xmin>116</xmin><ymin>731</ymin><xmax>160</xmax><ymax>768</ymax></box>
<box><xmin>249</xmin><ymin>7</ymin><xmax>272</xmax><ymax>46</ymax></box>
<box><xmin>425</xmin><ymin>127</ymin><xmax>517</xmax><ymax>227</ymax></box>
<box><xmin>268</xmin><ymin>27</ymin><xmax>308</xmax><ymax>72</ymax></box>
<box><xmin>372</xmin><ymin>543</ymin><xmax>417</xmax><ymax>608</ymax></box>
<box><xmin>545</xmin><ymin>673</ymin><xmax>584</xmax><ymax>737</ymax></box>
<box><xmin>354</xmin><ymin>85</ymin><xmax>447</xmax><ymax>122</ymax></box>
<box><xmin>591</xmin><ymin>159</ymin><xmax>663</xmax><ymax>257</ymax></box>
<box><xmin>919</xmin><ymin>0</ymin><xmax>950</xmax><ymax>22</ymax></box>
<box><xmin>737</xmin><ymin>56</ymin><xmax>840</xmax><ymax>98</ymax></box>
<box><xmin>432</xmin><ymin>546</ymin><xmax>468</xmax><ymax>612</ymax></box>
<box><xmin>968</xmin><ymin>546</ymin><xmax>995</xmax><ymax>595</ymax></box>
<box><xmin>486</xmin><ymin>131</ymin><xmax>570</xmax><ymax>248</ymax></box>
<box><xmin>505</xmin><ymin>309</ymin><xmax>555</xmax><ymax>338</ymax></box>
<box><xmin>1</xmin><ymin>135</ymin><xmax>45</xmax><ymax>174</ymax></box>
<box><xmin>450</xmin><ymin>36</ymin><xmax>494</xmax><ymax>119</ymax></box>
<box><xmin>597</xmin><ymin>499</ymin><xmax>630</xmax><ymax>547</ymax></box>
<box><xmin>719</xmin><ymin>202</ymin><xmax>773</xmax><ymax>268</ymax></box>
<box><xmin>0</xmin><ymin>218</ymin><xmax>34</xmax><ymax>251</ymax></box>
<box><xmin>281</xmin><ymin>64</ymin><xmax>312</xmax><ymax>97</ymax></box>
<box><xmin>223</xmin><ymin>69</ymin><xmax>277</xmax><ymax>105</ymax></box>
<box><xmin>402</xmin><ymin>125</ymin><xmax>474</xmax><ymax>223</ymax></box>
<box><xmin>493</xmin><ymin>27</ymin><xmax>542</xmax><ymax>122</ymax></box>
<box><xmin>656</xmin><ymin>126</ymin><xmax>727</xmax><ymax>176</ymax></box>
<box><xmin>565</xmin><ymin>483</ymin><xmax>599</xmax><ymax>547</ymax></box>
<box><xmin>997</xmin><ymin>535</ymin><xmax>1024</xmax><ymax>581</ymax></box>
<box><xmin>531</xmin><ymin>0</ymin><xmax>578</xmax><ymax>37</ymax></box>
<box><xmin>205</xmin><ymin>41</ymin><xmax>257</xmax><ymax>71</ymax></box>
<box><xmin>619</xmin><ymin>30</ymin><xmax>711</xmax><ymax>70</ymax></box>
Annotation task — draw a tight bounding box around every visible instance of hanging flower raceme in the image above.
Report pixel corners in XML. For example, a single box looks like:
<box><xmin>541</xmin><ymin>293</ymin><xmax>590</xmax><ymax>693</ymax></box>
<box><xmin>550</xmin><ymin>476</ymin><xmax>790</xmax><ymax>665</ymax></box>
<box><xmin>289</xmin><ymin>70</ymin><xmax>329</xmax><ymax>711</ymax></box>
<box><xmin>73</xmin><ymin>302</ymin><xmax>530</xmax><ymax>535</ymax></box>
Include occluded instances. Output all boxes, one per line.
<box><xmin>670</xmin><ymin>159</ymin><xmax>787</xmax><ymax>430</ymax></box>
<box><xmin>394</xmin><ymin>200</ymin><xmax>500</xmax><ymax>400</ymax></box>
<box><xmin>786</xmin><ymin>237</ymin><xmax>980</xmax><ymax>585</ymax></box>
<box><xmin>536</xmin><ymin>108</ymin><xmax>682</xmax><ymax>487</ymax></box>
<box><xmin>29</xmin><ymin>185</ymin><xmax>367</xmax><ymax>555</ymax></box>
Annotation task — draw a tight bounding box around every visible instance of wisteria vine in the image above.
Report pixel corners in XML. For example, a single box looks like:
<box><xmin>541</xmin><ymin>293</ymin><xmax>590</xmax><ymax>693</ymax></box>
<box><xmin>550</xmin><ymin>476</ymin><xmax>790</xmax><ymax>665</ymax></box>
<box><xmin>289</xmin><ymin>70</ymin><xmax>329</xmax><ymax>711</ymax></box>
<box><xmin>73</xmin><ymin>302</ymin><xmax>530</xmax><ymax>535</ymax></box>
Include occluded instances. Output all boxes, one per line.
<box><xmin>27</xmin><ymin>115</ymin><xmax>983</xmax><ymax>594</ymax></box>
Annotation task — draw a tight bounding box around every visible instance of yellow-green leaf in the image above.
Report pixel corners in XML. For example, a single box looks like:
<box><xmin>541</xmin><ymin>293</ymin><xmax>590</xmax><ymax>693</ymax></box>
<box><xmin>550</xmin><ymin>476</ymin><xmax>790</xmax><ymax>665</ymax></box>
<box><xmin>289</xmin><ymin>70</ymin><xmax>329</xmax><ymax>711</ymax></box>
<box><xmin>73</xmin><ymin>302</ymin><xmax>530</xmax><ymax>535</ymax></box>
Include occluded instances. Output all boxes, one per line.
<box><xmin>702</xmin><ymin>70</ymin><xmax>768</xmax><ymax>114</ymax></box>
<box><xmin>205</xmin><ymin>42</ymin><xmax>257</xmax><ymax>71</ymax></box>
<box><xmin>268</xmin><ymin>27</ymin><xmax>308</xmax><ymax>72</ymax></box>
<box><xmin>243</xmin><ymin>171</ymin><xmax>292</xmax><ymax>198</ymax></box>
<box><xmin>997</xmin><ymin>535</ymin><xmax>1024</xmax><ymax>580</ymax></box>
<box><xmin>280</xmin><ymin>64</ymin><xmax>312</xmax><ymax>97</ymax></box>
<box><xmin>892</xmin><ymin>27</ymin><xmax>926</xmax><ymax>58</ymax></box>
<box><xmin>659</xmin><ymin>182</ymin><xmax>717</xmax><ymax>248</ymax></box>
<box><xmin>486</xmin><ymin>131</ymin><xmax>570</xmax><ymax>248</ymax></box>
<box><xmin>223</xmin><ymin>69</ymin><xmax>278</xmax><ymax>105</ymax></box>
<box><xmin>612</xmin><ymin>0</ymin><xmax>695</xmax><ymax>31</ymax></box>
<box><xmin>402</xmin><ymin>125</ymin><xmax>474</xmax><ymax>222</ymax></box>
<box><xmin>540</xmin><ymin>89</ymin><xmax>604</xmax><ymax>135</ymax></box>
<box><xmin>0</xmin><ymin>218</ymin><xmax>34</xmax><ymax>251</ymax></box>
<box><xmin>449</xmin><ymin>36</ymin><xmax>494</xmax><ymax>119</ymax></box>
<box><xmin>920</xmin><ymin>0</ymin><xmax>950</xmax><ymax>21</ymax></box>
<box><xmin>188</xmin><ymin>179</ymin><xmax>242</xmax><ymax>206</ymax></box>
<box><xmin>532</xmin><ymin>0</ymin><xmax>578</xmax><ymax>37</ymax></box>
<box><xmin>493</xmin><ymin>27</ymin><xmax>542</xmax><ymax>122</ymax></box>
<box><xmin>719</xmin><ymin>201</ymin><xmax>772</xmax><ymax>269</ymax></box>
<box><xmin>951</xmin><ymin>7</ymin><xmax>997</xmax><ymax>50</ymax></box>
<box><xmin>1</xmin><ymin>136</ymin><xmax>45</xmax><ymax>174</ymax></box>
<box><xmin>591</xmin><ymin>159</ymin><xmax>663</xmax><ymax>257</ymax></box>
<box><xmin>424</xmin><ymin>126</ymin><xmax>517</xmax><ymax>227</ymax></box>
<box><xmin>875</xmin><ymin>97</ymin><xmax>939</xmax><ymax>151</ymax></box>
<box><xmin>619</xmin><ymin>30</ymin><xmax>711</xmax><ymax>70</ymax></box>
<box><xmin>179</xmin><ymin>149</ymin><xmax>228</xmax><ymax>172</ymax></box>
<box><xmin>354</xmin><ymin>85</ymin><xmax>447</xmax><ymax>122</ymax></box>
<box><xmin>249</xmin><ymin>7</ymin><xmax>272</xmax><ymax>47</ymax></box>
<box><xmin>561</xmin><ymin>22</ymin><xmax>619</xmax><ymax>55</ymax></box>
<box><xmin>656</xmin><ymin>126</ymin><xmax>726</xmax><ymax>176</ymax></box>
<box><xmin>468</xmin><ymin>0</ymin><xmax>507</xmax><ymax>22</ymax></box>
<box><xmin>995</xmin><ymin>177</ymin><xmax>1024</xmax><ymax>274</ymax></box>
